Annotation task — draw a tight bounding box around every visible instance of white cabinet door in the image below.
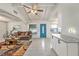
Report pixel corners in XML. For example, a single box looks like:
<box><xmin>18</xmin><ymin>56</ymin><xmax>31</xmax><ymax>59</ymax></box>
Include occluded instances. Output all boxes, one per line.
<box><xmin>56</xmin><ymin>40</ymin><xmax>67</xmax><ymax>56</ymax></box>
<box><xmin>53</xmin><ymin>36</ymin><xmax>67</xmax><ymax>56</ymax></box>
<box><xmin>52</xmin><ymin>36</ymin><xmax>79</xmax><ymax>56</ymax></box>
<box><xmin>52</xmin><ymin>36</ymin><xmax>67</xmax><ymax>56</ymax></box>
<box><xmin>52</xmin><ymin>36</ymin><xmax>58</xmax><ymax>51</ymax></box>
<box><xmin>67</xmin><ymin>43</ymin><xmax>78</xmax><ymax>56</ymax></box>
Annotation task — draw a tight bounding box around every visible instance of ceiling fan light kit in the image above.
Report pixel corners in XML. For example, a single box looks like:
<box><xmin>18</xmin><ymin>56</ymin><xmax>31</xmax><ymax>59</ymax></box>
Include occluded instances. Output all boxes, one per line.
<box><xmin>23</xmin><ymin>4</ymin><xmax>43</xmax><ymax>15</ymax></box>
<box><xmin>31</xmin><ymin>10</ymin><xmax>37</xmax><ymax>14</ymax></box>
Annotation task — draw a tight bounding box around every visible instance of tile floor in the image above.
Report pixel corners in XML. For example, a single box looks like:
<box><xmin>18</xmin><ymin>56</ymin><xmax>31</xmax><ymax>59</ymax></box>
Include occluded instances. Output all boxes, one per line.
<box><xmin>24</xmin><ymin>38</ymin><xmax>57</xmax><ymax>56</ymax></box>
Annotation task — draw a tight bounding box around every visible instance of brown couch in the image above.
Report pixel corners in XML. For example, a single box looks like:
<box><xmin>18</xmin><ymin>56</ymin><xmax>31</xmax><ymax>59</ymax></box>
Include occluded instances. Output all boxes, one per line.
<box><xmin>16</xmin><ymin>31</ymin><xmax>32</xmax><ymax>40</ymax></box>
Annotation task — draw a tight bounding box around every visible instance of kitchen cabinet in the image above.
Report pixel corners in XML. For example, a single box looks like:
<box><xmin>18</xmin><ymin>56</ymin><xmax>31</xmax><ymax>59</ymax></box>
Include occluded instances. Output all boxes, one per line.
<box><xmin>67</xmin><ymin>43</ymin><xmax>78</xmax><ymax>56</ymax></box>
<box><xmin>51</xmin><ymin>35</ymin><xmax>79</xmax><ymax>56</ymax></box>
<box><xmin>55</xmin><ymin>39</ymin><xmax>67</xmax><ymax>56</ymax></box>
<box><xmin>52</xmin><ymin>36</ymin><xmax>67</xmax><ymax>56</ymax></box>
<box><xmin>51</xmin><ymin>36</ymin><xmax>57</xmax><ymax>51</ymax></box>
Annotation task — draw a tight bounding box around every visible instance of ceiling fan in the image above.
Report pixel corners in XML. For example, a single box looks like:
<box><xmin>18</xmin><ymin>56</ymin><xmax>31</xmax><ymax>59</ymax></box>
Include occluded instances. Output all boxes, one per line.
<box><xmin>23</xmin><ymin>4</ymin><xmax>43</xmax><ymax>15</ymax></box>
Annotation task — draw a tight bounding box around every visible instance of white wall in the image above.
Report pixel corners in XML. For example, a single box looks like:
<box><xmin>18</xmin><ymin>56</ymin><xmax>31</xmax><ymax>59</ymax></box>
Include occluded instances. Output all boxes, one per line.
<box><xmin>8</xmin><ymin>21</ymin><xmax>28</xmax><ymax>34</ymax></box>
<box><xmin>0</xmin><ymin>21</ymin><xmax>8</xmax><ymax>42</ymax></box>
<box><xmin>59</xmin><ymin>4</ymin><xmax>79</xmax><ymax>38</ymax></box>
<box><xmin>48</xmin><ymin>5</ymin><xmax>62</xmax><ymax>35</ymax></box>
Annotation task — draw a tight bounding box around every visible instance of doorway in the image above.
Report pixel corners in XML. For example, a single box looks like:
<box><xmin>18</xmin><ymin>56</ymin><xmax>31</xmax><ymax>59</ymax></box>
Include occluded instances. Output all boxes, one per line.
<box><xmin>40</xmin><ymin>24</ymin><xmax>46</xmax><ymax>38</ymax></box>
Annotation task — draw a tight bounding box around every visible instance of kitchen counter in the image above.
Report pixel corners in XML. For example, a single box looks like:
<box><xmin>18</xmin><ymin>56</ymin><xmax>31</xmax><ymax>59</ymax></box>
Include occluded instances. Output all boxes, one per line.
<box><xmin>52</xmin><ymin>34</ymin><xmax>79</xmax><ymax>43</ymax></box>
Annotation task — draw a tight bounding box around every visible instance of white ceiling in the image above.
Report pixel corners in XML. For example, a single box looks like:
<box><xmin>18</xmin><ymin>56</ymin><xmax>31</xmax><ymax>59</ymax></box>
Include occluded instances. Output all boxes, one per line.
<box><xmin>0</xmin><ymin>3</ymin><xmax>57</xmax><ymax>22</ymax></box>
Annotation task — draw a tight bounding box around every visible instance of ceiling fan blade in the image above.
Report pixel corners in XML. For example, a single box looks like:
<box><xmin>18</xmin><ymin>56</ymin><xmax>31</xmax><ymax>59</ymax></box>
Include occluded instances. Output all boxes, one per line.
<box><xmin>35</xmin><ymin>13</ymin><xmax>40</xmax><ymax>16</ymax></box>
<box><xmin>37</xmin><ymin>10</ymin><xmax>43</xmax><ymax>12</ymax></box>
<box><xmin>23</xmin><ymin>5</ymin><xmax>31</xmax><ymax>9</ymax></box>
<box><xmin>27</xmin><ymin>11</ymin><xmax>31</xmax><ymax>13</ymax></box>
<box><xmin>35</xmin><ymin>13</ymin><xmax>38</xmax><ymax>15</ymax></box>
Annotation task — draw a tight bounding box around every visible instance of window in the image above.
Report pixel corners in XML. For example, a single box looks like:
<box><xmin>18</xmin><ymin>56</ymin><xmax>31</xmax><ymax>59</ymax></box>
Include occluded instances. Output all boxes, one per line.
<box><xmin>29</xmin><ymin>24</ymin><xmax>37</xmax><ymax>34</ymax></box>
<box><xmin>50</xmin><ymin>24</ymin><xmax>61</xmax><ymax>34</ymax></box>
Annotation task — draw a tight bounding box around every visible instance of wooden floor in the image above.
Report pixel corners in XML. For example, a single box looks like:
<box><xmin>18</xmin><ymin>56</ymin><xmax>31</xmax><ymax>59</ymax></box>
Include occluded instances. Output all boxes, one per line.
<box><xmin>12</xmin><ymin>45</ymin><xmax>28</xmax><ymax>56</ymax></box>
<box><xmin>0</xmin><ymin>40</ymin><xmax>32</xmax><ymax>56</ymax></box>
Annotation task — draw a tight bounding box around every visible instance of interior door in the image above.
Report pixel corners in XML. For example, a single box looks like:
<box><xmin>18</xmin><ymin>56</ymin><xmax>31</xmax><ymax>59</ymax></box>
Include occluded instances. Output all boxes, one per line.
<box><xmin>40</xmin><ymin>24</ymin><xmax>46</xmax><ymax>38</ymax></box>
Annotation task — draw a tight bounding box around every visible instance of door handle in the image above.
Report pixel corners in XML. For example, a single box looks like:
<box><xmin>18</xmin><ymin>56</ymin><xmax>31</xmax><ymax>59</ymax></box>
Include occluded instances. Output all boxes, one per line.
<box><xmin>58</xmin><ymin>39</ymin><xmax>61</xmax><ymax>44</ymax></box>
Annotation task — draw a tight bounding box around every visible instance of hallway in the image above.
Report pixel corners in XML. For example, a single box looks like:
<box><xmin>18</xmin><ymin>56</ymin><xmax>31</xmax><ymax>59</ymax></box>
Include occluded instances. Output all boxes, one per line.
<box><xmin>24</xmin><ymin>38</ymin><xmax>57</xmax><ymax>56</ymax></box>
<box><xmin>0</xmin><ymin>3</ymin><xmax>79</xmax><ymax>56</ymax></box>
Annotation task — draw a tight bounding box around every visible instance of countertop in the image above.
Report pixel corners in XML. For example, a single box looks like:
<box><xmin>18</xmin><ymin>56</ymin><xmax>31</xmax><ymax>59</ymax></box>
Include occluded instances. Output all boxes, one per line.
<box><xmin>52</xmin><ymin>34</ymin><xmax>79</xmax><ymax>43</ymax></box>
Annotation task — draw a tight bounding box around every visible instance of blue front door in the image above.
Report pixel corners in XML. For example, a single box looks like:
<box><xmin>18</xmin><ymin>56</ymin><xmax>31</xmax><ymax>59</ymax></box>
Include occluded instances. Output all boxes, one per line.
<box><xmin>40</xmin><ymin>24</ymin><xmax>46</xmax><ymax>38</ymax></box>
